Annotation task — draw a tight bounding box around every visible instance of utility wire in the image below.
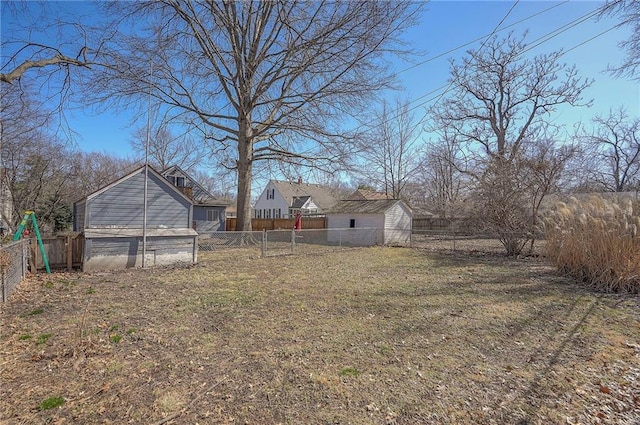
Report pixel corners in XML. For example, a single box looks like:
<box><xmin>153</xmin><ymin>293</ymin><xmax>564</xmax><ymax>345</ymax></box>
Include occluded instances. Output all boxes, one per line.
<box><xmin>397</xmin><ymin>0</ymin><xmax>566</xmax><ymax>76</ymax></box>
<box><xmin>365</xmin><ymin>0</ymin><xmax>624</xmax><ymax>135</ymax></box>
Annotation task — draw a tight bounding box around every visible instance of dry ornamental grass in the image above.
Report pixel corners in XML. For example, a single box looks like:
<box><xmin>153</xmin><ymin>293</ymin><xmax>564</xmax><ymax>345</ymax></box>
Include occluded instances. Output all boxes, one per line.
<box><xmin>544</xmin><ymin>195</ymin><xmax>640</xmax><ymax>293</ymax></box>
<box><xmin>1</xmin><ymin>246</ymin><xmax>639</xmax><ymax>424</ymax></box>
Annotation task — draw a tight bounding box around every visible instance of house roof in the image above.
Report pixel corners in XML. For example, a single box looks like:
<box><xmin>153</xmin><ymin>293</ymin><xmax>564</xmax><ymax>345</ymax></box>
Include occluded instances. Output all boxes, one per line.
<box><xmin>78</xmin><ymin>165</ymin><xmax>192</xmax><ymax>205</ymax></box>
<box><xmin>161</xmin><ymin>165</ymin><xmax>227</xmax><ymax>206</ymax></box>
<box><xmin>291</xmin><ymin>195</ymin><xmax>311</xmax><ymax>209</ymax></box>
<box><xmin>271</xmin><ymin>180</ymin><xmax>337</xmax><ymax>211</ymax></box>
<box><xmin>327</xmin><ymin>199</ymin><xmax>411</xmax><ymax>215</ymax></box>
<box><xmin>347</xmin><ymin>189</ymin><xmax>393</xmax><ymax>200</ymax></box>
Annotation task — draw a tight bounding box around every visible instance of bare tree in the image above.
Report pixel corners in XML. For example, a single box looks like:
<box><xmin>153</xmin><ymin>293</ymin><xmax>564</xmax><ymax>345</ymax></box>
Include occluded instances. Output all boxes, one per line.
<box><xmin>356</xmin><ymin>98</ymin><xmax>423</xmax><ymax>199</ymax></box>
<box><xmin>600</xmin><ymin>0</ymin><xmax>640</xmax><ymax>80</ymax></box>
<box><xmin>430</xmin><ymin>32</ymin><xmax>591</xmax><ymax>165</ymax></box>
<box><xmin>0</xmin><ymin>82</ymin><xmax>62</xmax><ymax>229</ymax></box>
<box><xmin>89</xmin><ymin>1</ymin><xmax>422</xmax><ymax>230</ymax></box>
<box><xmin>1</xmin><ymin>2</ymin><xmax>95</xmax><ymax>103</ymax></box>
<box><xmin>1</xmin><ymin>116</ymin><xmax>76</xmax><ymax>232</ymax></box>
<box><xmin>130</xmin><ymin>124</ymin><xmax>207</xmax><ymax>172</ymax></box>
<box><xmin>429</xmin><ymin>32</ymin><xmax>591</xmax><ymax>255</ymax></box>
<box><xmin>67</xmin><ymin>151</ymin><xmax>137</xmax><ymax>199</ymax></box>
<box><xmin>472</xmin><ymin>138</ymin><xmax>575</xmax><ymax>256</ymax></box>
<box><xmin>420</xmin><ymin>132</ymin><xmax>467</xmax><ymax>218</ymax></box>
<box><xmin>581</xmin><ymin>107</ymin><xmax>640</xmax><ymax>192</ymax></box>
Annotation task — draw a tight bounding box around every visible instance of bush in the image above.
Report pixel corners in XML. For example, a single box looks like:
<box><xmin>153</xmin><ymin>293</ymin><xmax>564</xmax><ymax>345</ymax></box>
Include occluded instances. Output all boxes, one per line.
<box><xmin>543</xmin><ymin>195</ymin><xmax>640</xmax><ymax>293</ymax></box>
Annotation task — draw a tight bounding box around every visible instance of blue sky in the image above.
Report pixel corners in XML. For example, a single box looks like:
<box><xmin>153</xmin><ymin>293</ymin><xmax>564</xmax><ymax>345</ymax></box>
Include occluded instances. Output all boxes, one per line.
<box><xmin>2</xmin><ymin>0</ymin><xmax>639</xmax><ymax>160</ymax></box>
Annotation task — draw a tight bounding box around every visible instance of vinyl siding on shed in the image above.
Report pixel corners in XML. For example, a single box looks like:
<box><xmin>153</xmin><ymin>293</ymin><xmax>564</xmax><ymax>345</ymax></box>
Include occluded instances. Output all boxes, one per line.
<box><xmin>86</xmin><ymin>171</ymin><xmax>191</xmax><ymax>229</ymax></box>
<box><xmin>326</xmin><ymin>214</ymin><xmax>383</xmax><ymax>245</ymax></box>
<box><xmin>383</xmin><ymin>203</ymin><xmax>412</xmax><ymax>246</ymax></box>
<box><xmin>327</xmin><ymin>213</ymin><xmax>384</xmax><ymax>229</ymax></box>
<box><xmin>326</xmin><ymin>201</ymin><xmax>412</xmax><ymax>246</ymax></box>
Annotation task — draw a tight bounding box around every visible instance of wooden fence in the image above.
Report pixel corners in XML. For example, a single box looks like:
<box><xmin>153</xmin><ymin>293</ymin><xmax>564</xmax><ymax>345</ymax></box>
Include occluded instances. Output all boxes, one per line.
<box><xmin>412</xmin><ymin>216</ymin><xmax>475</xmax><ymax>233</ymax></box>
<box><xmin>226</xmin><ymin>217</ymin><xmax>327</xmax><ymax>231</ymax></box>
<box><xmin>31</xmin><ymin>234</ymin><xmax>84</xmax><ymax>271</ymax></box>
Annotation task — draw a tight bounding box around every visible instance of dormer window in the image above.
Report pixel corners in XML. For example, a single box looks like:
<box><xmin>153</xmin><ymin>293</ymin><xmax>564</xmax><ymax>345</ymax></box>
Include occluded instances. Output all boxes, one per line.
<box><xmin>176</xmin><ymin>176</ymin><xmax>185</xmax><ymax>187</ymax></box>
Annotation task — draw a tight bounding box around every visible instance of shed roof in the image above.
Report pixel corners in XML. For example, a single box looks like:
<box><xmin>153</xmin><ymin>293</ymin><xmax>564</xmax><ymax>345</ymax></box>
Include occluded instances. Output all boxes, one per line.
<box><xmin>271</xmin><ymin>180</ymin><xmax>337</xmax><ymax>210</ymax></box>
<box><xmin>326</xmin><ymin>199</ymin><xmax>411</xmax><ymax>215</ymax></box>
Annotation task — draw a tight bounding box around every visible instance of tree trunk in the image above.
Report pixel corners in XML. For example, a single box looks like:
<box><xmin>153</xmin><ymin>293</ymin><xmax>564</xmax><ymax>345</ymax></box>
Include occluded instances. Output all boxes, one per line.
<box><xmin>235</xmin><ymin>115</ymin><xmax>253</xmax><ymax>231</ymax></box>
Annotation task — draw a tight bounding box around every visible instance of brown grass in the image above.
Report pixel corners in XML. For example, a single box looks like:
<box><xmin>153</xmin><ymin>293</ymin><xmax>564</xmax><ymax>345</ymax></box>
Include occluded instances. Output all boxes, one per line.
<box><xmin>1</xmin><ymin>247</ymin><xmax>639</xmax><ymax>424</ymax></box>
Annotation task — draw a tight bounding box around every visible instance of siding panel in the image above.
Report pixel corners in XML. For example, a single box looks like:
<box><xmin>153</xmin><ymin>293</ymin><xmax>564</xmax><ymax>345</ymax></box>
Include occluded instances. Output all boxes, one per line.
<box><xmin>87</xmin><ymin>171</ymin><xmax>191</xmax><ymax>228</ymax></box>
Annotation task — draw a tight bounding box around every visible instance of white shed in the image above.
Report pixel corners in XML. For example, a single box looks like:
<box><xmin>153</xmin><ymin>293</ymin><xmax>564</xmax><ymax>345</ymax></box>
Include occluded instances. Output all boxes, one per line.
<box><xmin>325</xmin><ymin>199</ymin><xmax>412</xmax><ymax>246</ymax></box>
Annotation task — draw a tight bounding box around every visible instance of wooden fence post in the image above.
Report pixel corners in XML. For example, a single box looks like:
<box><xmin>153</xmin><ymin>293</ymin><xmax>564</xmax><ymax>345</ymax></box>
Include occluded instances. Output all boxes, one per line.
<box><xmin>66</xmin><ymin>235</ymin><xmax>73</xmax><ymax>271</ymax></box>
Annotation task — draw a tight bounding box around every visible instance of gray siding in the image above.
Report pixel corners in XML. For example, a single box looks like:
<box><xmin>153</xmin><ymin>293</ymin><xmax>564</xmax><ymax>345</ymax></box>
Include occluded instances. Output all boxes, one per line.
<box><xmin>86</xmin><ymin>171</ymin><xmax>191</xmax><ymax>229</ymax></box>
<box><xmin>193</xmin><ymin>205</ymin><xmax>225</xmax><ymax>231</ymax></box>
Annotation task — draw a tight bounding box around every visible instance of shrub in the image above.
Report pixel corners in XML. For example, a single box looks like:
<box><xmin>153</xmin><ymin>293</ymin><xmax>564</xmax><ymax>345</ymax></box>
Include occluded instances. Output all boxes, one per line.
<box><xmin>543</xmin><ymin>195</ymin><xmax>640</xmax><ymax>293</ymax></box>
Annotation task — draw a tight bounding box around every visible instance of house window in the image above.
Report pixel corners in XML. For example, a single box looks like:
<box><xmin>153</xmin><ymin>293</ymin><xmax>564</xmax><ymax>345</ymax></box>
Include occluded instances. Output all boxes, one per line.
<box><xmin>166</xmin><ymin>175</ymin><xmax>176</xmax><ymax>185</ymax></box>
<box><xmin>176</xmin><ymin>176</ymin><xmax>185</xmax><ymax>187</ymax></box>
<box><xmin>256</xmin><ymin>209</ymin><xmax>262</xmax><ymax>218</ymax></box>
<box><xmin>266</xmin><ymin>188</ymin><xmax>275</xmax><ymax>199</ymax></box>
<box><xmin>277</xmin><ymin>208</ymin><xmax>281</xmax><ymax>218</ymax></box>
<box><xmin>206</xmin><ymin>210</ymin><xmax>219</xmax><ymax>221</ymax></box>
<box><xmin>265</xmin><ymin>209</ymin><xmax>271</xmax><ymax>219</ymax></box>
<box><xmin>349</xmin><ymin>219</ymin><xmax>356</xmax><ymax>228</ymax></box>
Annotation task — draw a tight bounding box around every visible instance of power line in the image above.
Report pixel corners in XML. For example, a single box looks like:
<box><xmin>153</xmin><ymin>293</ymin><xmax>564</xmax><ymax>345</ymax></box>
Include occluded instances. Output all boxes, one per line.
<box><xmin>396</xmin><ymin>1</ymin><xmax>570</xmax><ymax>76</ymax></box>
<box><xmin>368</xmin><ymin>0</ymin><xmax>624</xmax><ymax>135</ymax></box>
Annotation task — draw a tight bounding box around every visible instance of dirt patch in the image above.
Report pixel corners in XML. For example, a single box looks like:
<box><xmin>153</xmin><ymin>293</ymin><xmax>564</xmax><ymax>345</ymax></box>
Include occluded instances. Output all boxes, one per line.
<box><xmin>1</xmin><ymin>247</ymin><xmax>639</xmax><ymax>424</ymax></box>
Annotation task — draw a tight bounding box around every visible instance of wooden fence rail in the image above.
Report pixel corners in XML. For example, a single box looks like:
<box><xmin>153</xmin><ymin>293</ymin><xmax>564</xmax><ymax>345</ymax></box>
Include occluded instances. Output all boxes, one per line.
<box><xmin>225</xmin><ymin>217</ymin><xmax>326</xmax><ymax>231</ymax></box>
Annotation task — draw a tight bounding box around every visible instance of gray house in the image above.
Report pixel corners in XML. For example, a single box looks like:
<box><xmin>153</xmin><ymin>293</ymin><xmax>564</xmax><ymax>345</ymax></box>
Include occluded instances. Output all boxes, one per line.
<box><xmin>161</xmin><ymin>165</ymin><xmax>227</xmax><ymax>232</ymax></box>
<box><xmin>74</xmin><ymin>165</ymin><xmax>198</xmax><ymax>272</ymax></box>
<box><xmin>326</xmin><ymin>199</ymin><xmax>412</xmax><ymax>246</ymax></box>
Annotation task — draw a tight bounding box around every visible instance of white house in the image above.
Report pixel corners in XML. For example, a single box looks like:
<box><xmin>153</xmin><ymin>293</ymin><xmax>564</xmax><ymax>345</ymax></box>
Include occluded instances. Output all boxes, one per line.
<box><xmin>254</xmin><ymin>179</ymin><xmax>337</xmax><ymax>219</ymax></box>
<box><xmin>326</xmin><ymin>199</ymin><xmax>412</xmax><ymax>246</ymax></box>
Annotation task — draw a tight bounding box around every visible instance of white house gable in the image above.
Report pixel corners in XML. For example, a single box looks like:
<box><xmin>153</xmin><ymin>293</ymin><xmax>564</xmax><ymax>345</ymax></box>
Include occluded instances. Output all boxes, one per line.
<box><xmin>254</xmin><ymin>181</ymin><xmax>289</xmax><ymax>218</ymax></box>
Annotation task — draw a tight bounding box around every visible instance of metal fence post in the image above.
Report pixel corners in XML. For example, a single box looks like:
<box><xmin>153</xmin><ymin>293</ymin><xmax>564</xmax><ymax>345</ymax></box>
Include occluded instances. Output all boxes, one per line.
<box><xmin>291</xmin><ymin>229</ymin><xmax>295</xmax><ymax>254</ymax></box>
<box><xmin>23</xmin><ymin>239</ymin><xmax>28</xmax><ymax>278</ymax></box>
<box><xmin>1</xmin><ymin>267</ymin><xmax>6</xmax><ymax>302</ymax></box>
<box><xmin>262</xmin><ymin>229</ymin><xmax>267</xmax><ymax>258</ymax></box>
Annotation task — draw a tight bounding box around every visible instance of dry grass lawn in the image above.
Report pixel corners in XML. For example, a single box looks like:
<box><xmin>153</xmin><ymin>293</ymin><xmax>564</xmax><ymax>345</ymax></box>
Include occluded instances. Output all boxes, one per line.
<box><xmin>1</xmin><ymin>246</ymin><xmax>639</xmax><ymax>424</ymax></box>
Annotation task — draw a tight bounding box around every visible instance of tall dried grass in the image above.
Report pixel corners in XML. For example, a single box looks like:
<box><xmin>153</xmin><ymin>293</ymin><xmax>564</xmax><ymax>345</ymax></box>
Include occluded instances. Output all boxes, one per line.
<box><xmin>543</xmin><ymin>195</ymin><xmax>640</xmax><ymax>293</ymax></box>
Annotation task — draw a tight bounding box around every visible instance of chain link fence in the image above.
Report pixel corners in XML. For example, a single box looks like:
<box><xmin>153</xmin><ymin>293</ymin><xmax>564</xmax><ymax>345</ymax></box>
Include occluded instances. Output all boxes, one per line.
<box><xmin>411</xmin><ymin>229</ymin><xmax>546</xmax><ymax>256</ymax></box>
<box><xmin>198</xmin><ymin>228</ymin><xmax>382</xmax><ymax>257</ymax></box>
<box><xmin>1</xmin><ymin>239</ymin><xmax>30</xmax><ymax>302</ymax></box>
